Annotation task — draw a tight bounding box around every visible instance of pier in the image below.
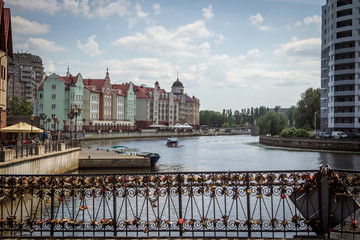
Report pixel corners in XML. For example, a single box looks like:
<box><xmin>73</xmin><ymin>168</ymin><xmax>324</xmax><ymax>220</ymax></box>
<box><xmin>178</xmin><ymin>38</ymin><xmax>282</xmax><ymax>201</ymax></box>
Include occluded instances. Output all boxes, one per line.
<box><xmin>79</xmin><ymin>148</ymin><xmax>151</xmax><ymax>168</ymax></box>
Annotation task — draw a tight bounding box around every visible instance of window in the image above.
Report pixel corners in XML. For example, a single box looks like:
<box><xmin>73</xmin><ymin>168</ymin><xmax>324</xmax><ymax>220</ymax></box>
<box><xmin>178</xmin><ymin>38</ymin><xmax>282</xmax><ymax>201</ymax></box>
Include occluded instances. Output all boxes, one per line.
<box><xmin>52</xmin><ymin>94</ymin><xmax>56</xmax><ymax>99</ymax></box>
<box><xmin>51</xmin><ymin>104</ymin><xmax>56</xmax><ymax>109</ymax></box>
<box><xmin>40</xmin><ymin>94</ymin><xmax>43</xmax><ymax>99</ymax></box>
<box><xmin>52</xmin><ymin>85</ymin><xmax>56</xmax><ymax>89</ymax></box>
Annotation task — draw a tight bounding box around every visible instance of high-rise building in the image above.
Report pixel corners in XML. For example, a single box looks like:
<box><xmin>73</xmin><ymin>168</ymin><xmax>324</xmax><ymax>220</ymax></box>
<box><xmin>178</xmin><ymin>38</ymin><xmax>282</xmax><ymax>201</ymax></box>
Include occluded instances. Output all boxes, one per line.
<box><xmin>321</xmin><ymin>0</ymin><xmax>360</xmax><ymax>133</ymax></box>
<box><xmin>8</xmin><ymin>53</ymin><xmax>44</xmax><ymax>106</ymax></box>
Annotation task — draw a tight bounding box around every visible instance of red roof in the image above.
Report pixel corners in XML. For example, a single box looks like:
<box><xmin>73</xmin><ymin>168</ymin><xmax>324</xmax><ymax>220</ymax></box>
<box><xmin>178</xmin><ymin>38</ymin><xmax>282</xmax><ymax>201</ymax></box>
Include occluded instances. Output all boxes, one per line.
<box><xmin>84</xmin><ymin>85</ymin><xmax>101</xmax><ymax>93</ymax></box>
<box><xmin>112</xmin><ymin>89</ymin><xmax>125</xmax><ymax>96</ymax></box>
<box><xmin>83</xmin><ymin>78</ymin><xmax>106</xmax><ymax>91</ymax></box>
<box><xmin>38</xmin><ymin>73</ymin><xmax>81</xmax><ymax>90</ymax></box>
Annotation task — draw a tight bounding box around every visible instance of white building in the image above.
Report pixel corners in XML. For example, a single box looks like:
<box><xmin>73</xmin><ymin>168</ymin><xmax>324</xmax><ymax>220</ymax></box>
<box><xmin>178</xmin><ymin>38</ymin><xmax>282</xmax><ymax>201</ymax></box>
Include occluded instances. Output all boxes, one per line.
<box><xmin>321</xmin><ymin>0</ymin><xmax>360</xmax><ymax>133</ymax></box>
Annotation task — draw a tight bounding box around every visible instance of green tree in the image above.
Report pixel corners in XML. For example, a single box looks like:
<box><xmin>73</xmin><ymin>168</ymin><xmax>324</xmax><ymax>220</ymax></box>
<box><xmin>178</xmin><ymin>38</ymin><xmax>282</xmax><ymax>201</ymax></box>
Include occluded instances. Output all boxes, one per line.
<box><xmin>257</xmin><ymin>111</ymin><xmax>287</xmax><ymax>135</ymax></box>
<box><xmin>8</xmin><ymin>97</ymin><xmax>33</xmax><ymax>116</ymax></box>
<box><xmin>293</xmin><ymin>88</ymin><xmax>320</xmax><ymax>130</ymax></box>
<box><xmin>200</xmin><ymin>110</ymin><xmax>226</xmax><ymax>127</ymax></box>
<box><xmin>287</xmin><ymin>106</ymin><xmax>296</xmax><ymax>127</ymax></box>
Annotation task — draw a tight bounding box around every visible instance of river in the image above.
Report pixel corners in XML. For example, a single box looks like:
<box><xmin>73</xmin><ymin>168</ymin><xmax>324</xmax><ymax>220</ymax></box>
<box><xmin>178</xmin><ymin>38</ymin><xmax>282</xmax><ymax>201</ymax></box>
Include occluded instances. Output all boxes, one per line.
<box><xmin>79</xmin><ymin>135</ymin><xmax>360</xmax><ymax>172</ymax></box>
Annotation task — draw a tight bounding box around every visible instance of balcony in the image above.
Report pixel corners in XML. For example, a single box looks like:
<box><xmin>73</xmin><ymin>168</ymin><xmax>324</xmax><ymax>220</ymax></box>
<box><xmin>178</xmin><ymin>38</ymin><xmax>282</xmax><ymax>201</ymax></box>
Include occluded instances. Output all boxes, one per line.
<box><xmin>329</xmin><ymin>90</ymin><xmax>355</xmax><ymax>97</ymax></box>
<box><xmin>334</xmin><ymin>112</ymin><xmax>355</xmax><ymax>117</ymax></box>
<box><xmin>333</xmin><ymin>122</ymin><xmax>355</xmax><ymax>128</ymax></box>
<box><xmin>330</xmin><ymin>79</ymin><xmax>355</xmax><ymax>86</ymax></box>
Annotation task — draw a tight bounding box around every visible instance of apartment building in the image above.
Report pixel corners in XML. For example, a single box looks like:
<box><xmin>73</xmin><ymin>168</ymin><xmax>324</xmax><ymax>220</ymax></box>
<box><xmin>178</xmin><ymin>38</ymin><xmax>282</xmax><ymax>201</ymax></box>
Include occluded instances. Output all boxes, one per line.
<box><xmin>321</xmin><ymin>0</ymin><xmax>360</xmax><ymax>133</ymax></box>
<box><xmin>8</xmin><ymin>53</ymin><xmax>43</xmax><ymax>107</ymax></box>
<box><xmin>134</xmin><ymin>78</ymin><xmax>200</xmax><ymax>129</ymax></box>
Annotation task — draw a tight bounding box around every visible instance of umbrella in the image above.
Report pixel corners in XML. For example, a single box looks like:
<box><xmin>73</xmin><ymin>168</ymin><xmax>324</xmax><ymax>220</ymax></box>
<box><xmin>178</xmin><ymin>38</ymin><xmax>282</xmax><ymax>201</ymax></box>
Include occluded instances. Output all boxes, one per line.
<box><xmin>0</xmin><ymin>122</ymin><xmax>43</xmax><ymax>133</ymax></box>
<box><xmin>0</xmin><ymin>122</ymin><xmax>43</xmax><ymax>146</ymax></box>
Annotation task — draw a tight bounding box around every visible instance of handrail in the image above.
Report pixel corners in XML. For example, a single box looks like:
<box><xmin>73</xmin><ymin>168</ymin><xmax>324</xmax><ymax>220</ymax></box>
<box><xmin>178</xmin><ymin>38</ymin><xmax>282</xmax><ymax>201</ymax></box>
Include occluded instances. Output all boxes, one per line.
<box><xmin>0</xmin><ymin>168</ymin><xmax>358</xmax><ymax>238</ymax></box>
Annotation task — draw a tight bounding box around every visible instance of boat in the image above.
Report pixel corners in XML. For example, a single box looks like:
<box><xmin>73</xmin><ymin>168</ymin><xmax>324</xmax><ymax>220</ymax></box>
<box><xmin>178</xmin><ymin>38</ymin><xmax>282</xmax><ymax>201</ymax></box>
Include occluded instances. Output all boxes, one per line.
<box><xmin>137</xmin><ymin>152</ymin><xmax>161</xmax><ymax>166</ymax></box>
<box><xmin>111</xmin><ymin>145</ymin><xmax>160</xmax><ymax>166</ymax></box>
<box><xmin>166</xmin><ymin>137</ymin><xmax>178</xmax><ymax>147</ymax></box>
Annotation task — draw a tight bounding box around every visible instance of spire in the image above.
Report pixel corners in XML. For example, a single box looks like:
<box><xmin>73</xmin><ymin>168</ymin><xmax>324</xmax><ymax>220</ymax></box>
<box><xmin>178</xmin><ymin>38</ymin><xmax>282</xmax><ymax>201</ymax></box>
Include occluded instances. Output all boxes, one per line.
<box><xmin>105</xmin><ymin>67</ymin><xmax>110</xmax><ymax>80</ymax></box>
<box><xmin>66</xmin><ymin>66</ymin><xmax>70</xmax><ymax>77</ymax></box>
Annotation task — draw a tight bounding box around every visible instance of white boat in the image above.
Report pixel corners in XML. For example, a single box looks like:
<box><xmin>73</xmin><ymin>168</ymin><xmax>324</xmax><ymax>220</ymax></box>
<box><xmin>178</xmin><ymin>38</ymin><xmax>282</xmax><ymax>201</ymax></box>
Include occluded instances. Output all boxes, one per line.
<box><xmin>166</xmin><ymin>137</ymin><xmax>178</xmax><ymax>147</ymax></box>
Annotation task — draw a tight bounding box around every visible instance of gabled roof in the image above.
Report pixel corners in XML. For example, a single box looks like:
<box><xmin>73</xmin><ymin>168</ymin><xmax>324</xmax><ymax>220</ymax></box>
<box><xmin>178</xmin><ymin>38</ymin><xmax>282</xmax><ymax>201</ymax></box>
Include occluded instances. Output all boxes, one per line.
<box><xmin>83</xmin><ymin>78</ymin><xmax>106</xmax><ymax>92</ymax></box>
<box><xmin>185</xmin><ymin>94</ymin><xmax>196</xmax><ymax>103</ymax></box>
<box><xmin>113</xmin><ymin>83</ymin><xmax>130</xmax><ymax>95</ymax></box>
<box><xmin>133</xmin><ymin>84</ymin><xmax>168</xmax><ymax>100</ymax></box>
<box><xmin>84</xmin><ymin>85</ymin><xmax>101</xmax><ymax>93</ymax></box>
<box><xmin>38</xmin><ymin>73</ymin><xmax>81</xmax><ymax>91</ymax></box>
<box><xmin>112</xmin><ymin>89</ymin><xmax>125</xmax><ymax>96</ymax></box>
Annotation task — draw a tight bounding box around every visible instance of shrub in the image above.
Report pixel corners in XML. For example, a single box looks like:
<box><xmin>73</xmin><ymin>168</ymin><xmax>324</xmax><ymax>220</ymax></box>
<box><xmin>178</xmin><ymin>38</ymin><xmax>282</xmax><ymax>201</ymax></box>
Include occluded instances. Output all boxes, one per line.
<box><xmin>295</xmin><ymin>129</ymin><xmax>309</xmax><ymax>138</ymax></box>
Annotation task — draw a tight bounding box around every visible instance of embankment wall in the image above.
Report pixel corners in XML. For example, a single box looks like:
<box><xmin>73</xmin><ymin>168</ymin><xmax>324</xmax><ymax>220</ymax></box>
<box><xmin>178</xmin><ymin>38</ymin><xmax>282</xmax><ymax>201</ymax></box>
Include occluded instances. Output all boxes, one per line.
<box><xmin>259</xmin><ymin>136</ymin><xmax>360</xmax><ymax>152</ymax></box>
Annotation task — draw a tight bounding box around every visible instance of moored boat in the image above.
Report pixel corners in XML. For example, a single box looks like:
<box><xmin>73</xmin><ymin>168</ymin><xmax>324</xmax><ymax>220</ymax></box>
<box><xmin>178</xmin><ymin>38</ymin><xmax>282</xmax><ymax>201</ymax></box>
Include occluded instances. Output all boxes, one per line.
<box><xmin>111</xmin><ymin>145</ymin><xmax>160</xmax><ymax>166</ymax></box>
<box><xmin>166</xmin><ymin>137</ymin><xmax>178</xmax><ymax>147</ymax></box>
<box><xmin>137</xmin><ymin>152</ymin><xmax>161</xmax><ymax>166</ymax></box>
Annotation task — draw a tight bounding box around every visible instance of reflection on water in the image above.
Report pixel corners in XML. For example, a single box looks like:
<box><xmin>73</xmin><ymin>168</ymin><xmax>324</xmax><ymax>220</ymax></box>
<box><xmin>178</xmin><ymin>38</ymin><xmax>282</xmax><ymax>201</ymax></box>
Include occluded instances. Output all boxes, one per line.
<box><xmin>79</xmin><ymin>135</ymin><xmax>360</xmax><ymax>173</ymax></box>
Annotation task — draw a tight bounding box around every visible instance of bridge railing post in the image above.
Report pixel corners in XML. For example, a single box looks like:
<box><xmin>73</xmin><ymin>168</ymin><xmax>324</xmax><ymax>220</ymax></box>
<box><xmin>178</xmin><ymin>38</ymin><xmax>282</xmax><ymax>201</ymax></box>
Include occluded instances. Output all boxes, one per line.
<box><xmin>178</xmin><ymin>173</ymin><xmax>183</xmax><ymax>237</ymax></box>
<box><xmin>246</xmin><ymin>172</ymin><xmax>251</xmax><ymax>238</ymax></box>
<box><xmin>113</xmin><ymin>174</ymin><xmax>117</xmax><ymax>237</ymax></box>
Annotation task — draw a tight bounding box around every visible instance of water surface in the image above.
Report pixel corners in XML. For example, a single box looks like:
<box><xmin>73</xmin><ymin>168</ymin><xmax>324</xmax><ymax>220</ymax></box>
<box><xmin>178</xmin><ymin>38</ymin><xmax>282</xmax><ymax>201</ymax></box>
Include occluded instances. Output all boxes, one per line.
<box><xmin>80</xmin><ymin>135</ymin><xmax>360</xmax><ymax>173</ymax></box>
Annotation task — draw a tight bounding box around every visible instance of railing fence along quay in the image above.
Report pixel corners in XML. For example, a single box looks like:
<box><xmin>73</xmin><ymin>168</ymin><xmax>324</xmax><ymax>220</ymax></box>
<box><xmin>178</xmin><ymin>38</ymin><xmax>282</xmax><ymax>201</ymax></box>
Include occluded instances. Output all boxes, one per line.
<box><xmin>0</xmin><ymin>167</ymin><xmax>359</xmax><ymax>239</ymax></box>
<box><xmin>0</xmin><ymin>139</ymin><xmax>80</xmax><ymax>162</ymax></box>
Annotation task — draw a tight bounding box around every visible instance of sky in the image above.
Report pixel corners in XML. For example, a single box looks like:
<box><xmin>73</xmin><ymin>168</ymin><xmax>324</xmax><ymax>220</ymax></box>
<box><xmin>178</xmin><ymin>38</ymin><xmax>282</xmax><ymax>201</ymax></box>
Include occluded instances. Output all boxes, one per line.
<box><xmin>7</xmin><ymin>0</ymin><xmax>325</xmax><ymax>111</ymax></box>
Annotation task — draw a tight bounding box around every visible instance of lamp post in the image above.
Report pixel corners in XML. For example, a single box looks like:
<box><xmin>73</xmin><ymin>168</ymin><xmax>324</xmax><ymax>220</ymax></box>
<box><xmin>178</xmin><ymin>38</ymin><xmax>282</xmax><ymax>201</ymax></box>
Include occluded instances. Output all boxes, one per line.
<box><xmin>314</xmin><ymin>111</ymin><xmax>318</xmax><ymax>134</ymax></box>
<box><xmin>53</xmin><ymin>117</ymin><xmax>57</xmax><ymax>132</ymax></box>
<box><xmin>30</xmin><ymin>115</ymin><xmax>35</xmax><ymax>135</ymax></box>
<box><xmin>68</xmin><ymin>104</ymin><xmax>82</xmax><ymax>139</ymax></box>
<box><xmin>82</xmin><ymin>118</ymin><xmax>86</xmax><ymax>133</ymax></box>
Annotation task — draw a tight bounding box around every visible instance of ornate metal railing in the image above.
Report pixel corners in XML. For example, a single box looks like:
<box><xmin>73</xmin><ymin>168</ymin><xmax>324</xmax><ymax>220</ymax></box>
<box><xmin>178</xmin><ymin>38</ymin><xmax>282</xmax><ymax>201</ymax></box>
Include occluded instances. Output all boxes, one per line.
<box><xmin>0</xmin><ymin>139</ymin><xmax>80</xmax><ymax>162</ymax></box>
<box><xmin>0</xmin><ymin>167</ymin><xmax>359</xmax><ymax>238</ymax></box>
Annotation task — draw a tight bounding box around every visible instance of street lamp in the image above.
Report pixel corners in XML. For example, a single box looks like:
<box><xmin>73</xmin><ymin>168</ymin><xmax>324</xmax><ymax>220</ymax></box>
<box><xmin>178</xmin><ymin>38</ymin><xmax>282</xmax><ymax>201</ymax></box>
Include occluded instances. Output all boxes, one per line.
<box><xmin>314</xmin><ymin>111</ymin><xmax>318</xmax><ymax>134</ymax></box>
<box><xmin>53</xmin><ymin>117</ymin><xmax>57</xmax><ymax>132</ymax></box>
<box><xmin>82</xmin><ymin>118</ymin><xmax>86</xmax><ymax>132</ymax></box>
<box><xmin>68</xmin><ymin>104</ymin><xmax>82</xmax><ymax>139</ymax></box>
<box><xmin>30</xmin><ymin>115</ymin><xmax>35</xmax><ymax>135</ymax></box>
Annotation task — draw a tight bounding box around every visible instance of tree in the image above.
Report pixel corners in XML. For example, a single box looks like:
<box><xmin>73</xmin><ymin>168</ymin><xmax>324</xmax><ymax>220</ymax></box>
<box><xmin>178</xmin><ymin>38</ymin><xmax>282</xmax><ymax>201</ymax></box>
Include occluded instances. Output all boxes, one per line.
<box><xmin>257</xmin><ymin>111</ymin><xmax>287</xmax><ymax>135</ymax></box>
<box><xmin>8</xmin><ymin>97</ymin><xmax>33</xmax><ymax>116</ymax></box>
<box><xmin>293</xmin><ymin>88</ymin><xmax>320</xmax><ymax>130</ymax></box>
<box><xmin>200</xmin><ymin>110</ymin><xmax>226</xmax><ymax>127</ymax></box>
<box><xmin>287</xmin><ymin>106</ymin><xmax>296</xmax><ymax>127</ymax></box>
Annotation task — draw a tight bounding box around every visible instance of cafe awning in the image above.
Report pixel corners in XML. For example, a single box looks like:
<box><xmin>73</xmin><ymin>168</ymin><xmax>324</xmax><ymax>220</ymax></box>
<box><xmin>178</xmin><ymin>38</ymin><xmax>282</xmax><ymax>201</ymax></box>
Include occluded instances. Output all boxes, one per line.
<box><xmin>0</xmin><ymin>122</ymin><xmax>43</xmax><ymax>133</ymax></box>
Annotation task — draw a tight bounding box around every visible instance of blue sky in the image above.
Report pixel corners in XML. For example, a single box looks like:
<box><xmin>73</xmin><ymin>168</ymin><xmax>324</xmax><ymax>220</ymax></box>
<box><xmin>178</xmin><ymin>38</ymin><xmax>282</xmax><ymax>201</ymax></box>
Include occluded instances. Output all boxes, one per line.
<box><xmin>8</xmin><ymin>0</ymin><xmax>324</xmax><ymax>111</ymax></box>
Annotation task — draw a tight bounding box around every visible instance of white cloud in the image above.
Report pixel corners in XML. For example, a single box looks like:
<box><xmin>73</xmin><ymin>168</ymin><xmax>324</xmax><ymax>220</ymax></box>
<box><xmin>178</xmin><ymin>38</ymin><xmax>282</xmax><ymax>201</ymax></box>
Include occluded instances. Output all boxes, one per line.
<box><xmin>202</xmin><ymin>5</ymin><xmax>214</xmax><ymax>20</ymax></box>
<box><xmin>153</xmin><ymin>3</ymin><xmax>161</xmax><ymax>15</ymax></box>
<box><xmin>7</xmin><ymin>0</ymin><xmax>132</xmax><ymax>19</ymax></box>
<box><xmin>273</xmin><ymin>37</ymin><xmax>320</xmax><ymax>59</ymax></box>
<box><xmin>248</xmin><ymin>13</ymin><xmax>274</xmax><ymax>31</ymax></box>
<box><xmin>135</xmin><ymin>2</ymin><xmax>148</xmax><ymax>18</ymax></box>
<box><xmin>249</xmin><ymin>13</ymin><xmax>264</xmax><ymax>25</ymax></box>
<box><xmin>113</xmin><ymin>21</ymin><xmax>212</xmax><ymax>57</ymax></box>
<box><xmin>44</xmin><ymin>59</ymin><xmax>56</xmax><ymax>73</ymax></box>
<box><xmin>7</xmin><ymin>0</ymin><xmax>61</xmax><ymax>15</ymax></box>
<box><xmin>77</xmin><ymin>35</ymin><xmax>104</xmax><ymax>57</ymax></box>
<box><xmin>295</xmin><ymin>15</ymin><xmax>321</xmax><ymax>29</ymax></box>
<box><xmin>12</xmin><ymin>16</ymin><xmax>50</xmax><ymax>36</ymax></box>
<box><xmin>126</xmin><ymin>2</ymin><xmax>151</xmax><ymax>28</ymax></box>
<box><xmin>215</xmin><ymin>34</ymin><xmax>225</xmax><ymax>45</ymax></box>
<box><xmin>304</xmin><ymin>15</ymin><xmax>321</xmax><ymax>25</ymax></box>
<box><xmin>28</xmin><ymin>37</ymin><xmax>65</xmax><ymax>51</ymax></box>
<box><xmin>103</xmin><ymin>58</ymin><xmax>177</xmax><ymax>85</ymax></box>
